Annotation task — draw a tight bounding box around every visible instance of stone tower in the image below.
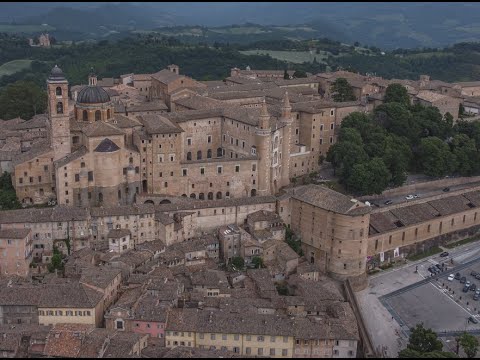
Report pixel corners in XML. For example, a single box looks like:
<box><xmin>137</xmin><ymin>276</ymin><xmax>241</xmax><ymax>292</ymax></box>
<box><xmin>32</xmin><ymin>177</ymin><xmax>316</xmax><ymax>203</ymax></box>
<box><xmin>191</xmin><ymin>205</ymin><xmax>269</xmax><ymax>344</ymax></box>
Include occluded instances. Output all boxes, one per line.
<box><xmin>280</xmin><ymin>90</ymin><xmax>292</xmax><ymax>188</ymax></box>
<box><xmin>255</xmin><ymin>99</ymin><xmax>272</xmax><ymax>196</ymax></box>
<box><xmin>47</xmin><ymin>65</ymin><xmax>71</xmax><ymax>161</ymax></box>
<box><xmin>88</xmin><ymin>68</ymin><xmax>97</xmax><ymax>86</ymax></box>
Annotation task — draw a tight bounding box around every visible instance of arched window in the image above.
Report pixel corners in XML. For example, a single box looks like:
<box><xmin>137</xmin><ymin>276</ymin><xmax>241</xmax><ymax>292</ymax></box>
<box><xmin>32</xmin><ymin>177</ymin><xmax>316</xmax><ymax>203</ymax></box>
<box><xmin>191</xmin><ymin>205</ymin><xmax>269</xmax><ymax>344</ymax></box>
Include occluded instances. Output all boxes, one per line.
<box><xmin>95</xmin><ymin>110</ymin><xmax>101</xmax><ymax>121</ymax></box>
<box><xmin>251</xmin><ymin>189</ymin><xmax>256</xmax><ymax>197</ymax></box>
<box><xmin>217</xmin><ymin>147</ymin><xmax>222</xmax><ymax>157</ymax></box>
<box><xmin>56</xmin><ymin>87</ymin><xmax>62</xmax><ymax>96</ymax></box>
<box><xmin>187</xmin><ymin>152</ymin><xmax>192</xmax><ymax>161</ymax></box>
<box><xmin>82</xmin><ymin>110</ymin><xmax>88</xmax><ymax>121</ymax></box>
<box><xmin>208</xmin><ymin>192</ymin><xmax>213</xmax><ymax>200</ymax></box>
<box><xmin>226</xmin><ymin>191</ymin><xmax>230</xmax><ymax>197</ymax></box>
<box><xmin>199</xmin><ymin>193</ymin><xmax>205</xmax><ymax>200</ymax></box>
<box><xmin>274</xmin><ymin>136</ymin><xmax>279</xmax><ymax>148</ymax></box>
<box><xmin>216</xmin><ymin>192</ymin><xmax>222</xmax><ymax>199</ymax></box>
<box><xmin>99</xmin><ymin>193</ymin><xmax>103</xmax><ymax>203</ymax></box>
<box><xmin>190</xmin><ymin>193</ymin><xmax>196</xmax><ymax>199</ymax></box>
<box><xmin>207</xmin><ymin>149</ymin><xmax>212</xmax><ymax>159</ymax></box>
<box><xmin>197</xmin><ymin>151</ymin><xmax>202</xmax><ymax>160</ymax></box>
<box><xmin>181</xmin><ymin>194</ymin><xmax>187</xmax><ymax>198</ymax></box>
<box><xmin>81</xmin><ymin>162</ymin><xmax>85</xmax><ymax>168</ymax></box>
<box><xmin>56</xmin><ymin>102</ymin><xmax>63</xmax><ymax>114</ymax></box>
<box><xmin>159</xmin><ymin>199</ymin><xmax>172</xmax><ymax>204</ymax></box>
<box><xmin>107</xmin><ymin>109</ymin><xmax>111</xmax><ymax>119</ymax></box>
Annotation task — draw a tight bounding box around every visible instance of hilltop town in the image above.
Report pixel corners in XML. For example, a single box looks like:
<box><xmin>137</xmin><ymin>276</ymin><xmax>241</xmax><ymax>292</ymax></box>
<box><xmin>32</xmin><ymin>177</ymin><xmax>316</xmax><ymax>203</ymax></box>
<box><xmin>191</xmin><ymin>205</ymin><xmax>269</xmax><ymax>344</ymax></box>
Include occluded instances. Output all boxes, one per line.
<box><xmin>1</xmin><ymin>63</ymin><xmax>480</xmax><ymax>358</ymax></box>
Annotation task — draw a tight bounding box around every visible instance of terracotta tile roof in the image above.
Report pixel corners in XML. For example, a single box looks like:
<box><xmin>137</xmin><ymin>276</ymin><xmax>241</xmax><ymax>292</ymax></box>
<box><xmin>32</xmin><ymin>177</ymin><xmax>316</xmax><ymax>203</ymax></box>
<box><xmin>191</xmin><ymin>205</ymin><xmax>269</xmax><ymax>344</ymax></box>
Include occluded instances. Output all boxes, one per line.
<box><xmin>154</xmin><ymin>195</ymin><xmax>276</xmax><ymax>212</ymax></box>
<box><xmin>137</xmin><ymin>114</ymin><xmax>184</xmax><ymax>134</ymax></box>
<box><xmin>247</xmin><ymin>210</ymin><xmax>282</xmax><ymax>223</ymax></box>
<box><xmin>128</xmin><ymin>101</ymin><xmax>168</xmax><ymax>112</ymax></box>
<box><xmin>416</xmin><ymin>90</ymin><xmax>449</xmax><ymax>103</ymax></box>
<box><xmin>0</xmin><ymin>228</ymin><xmax>31</xmax><ymax>239</ymax></box>
<box><xmin>44</xmin><ymin>324</ymin><xmax>94</xmax><ymax>358</ymax></box>
<box><xmin>151</xmin><ymin>69</ymin><xmax>183</xmax><ymax>84</ymax></box>
<box><xmin>90</xmin><ymin>203</ymin><xmax>155</xmax><ymax>217</ymax></box>
<box><xmin>79</xmin><ymin>266</ymin><xmax>121</xmax><ymax>290</ymax></box>
<box><xmin>133</xmin><ymin>294</ymin><xmax>169</xmax><ymax>322</ymax></box>
<box><xmin>12</xmin><ymin>139</ymin><xmax>52</xmax><ymax>166</ymax></box>
<box><xmin>38</xmin><ymin>283</ymin><xmax>103</xmax><ymax>308</ymax></box>
<box><xmin>292</xmin><ymin>184</ymin><xmax>370</xmax><ymax>215</ymax></box>
<box><xmin>0</xmin><ymin>206</ymin><xmax>89</xmax><ymax>224</ymax></box>
<box><xmin>111</xmin><ymin>114</ymin><xmax>143</xmax><ymax>128</ymax></box>
<box><xmin>82</xmin><ymin>121</ymin><xmax>125</xmax><ymax>138</ymax></box>
<box><xmin>54</xmin><ymin>146</ymin><xmax>88</xmax><ymax>168</ymax></box>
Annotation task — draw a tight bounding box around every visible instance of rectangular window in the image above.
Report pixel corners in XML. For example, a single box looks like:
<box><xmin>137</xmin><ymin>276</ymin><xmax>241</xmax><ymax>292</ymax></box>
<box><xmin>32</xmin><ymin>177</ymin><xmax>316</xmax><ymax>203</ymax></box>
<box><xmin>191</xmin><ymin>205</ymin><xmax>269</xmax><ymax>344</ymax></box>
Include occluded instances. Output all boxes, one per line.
<box><xmin>217</xmin><ymin>166</ymin><xmax>222</xmax><ymax>174</ymax></box>
<box><xmin>88</xmin><ymin>171</ymin><xmax>93</xmax><ymax>181</ymax></box>
<box><xmin>208</xmin><ymin>135</ymin><xmax>212</xmax><ymax>143</ymax></box>
<box><xmin>187</xmin><ymin>138</ymin><xmax>192</xmax><ymax>146</ymax></box>
<box><xmin>235</xmin><ymin>165</ymin><xmax>240</xmax><ymax>173</ymax></box>
<box><xmin>211</xmin><ymin>334</ymin><xmax>216</xmax><ymax>340</ymax></box>
<box><xmin>75</xmin><ymin>174</ymin><xmax>80</xmax><ymax>182</ymax></box>
<box><xmin>282</xmin><ymin>349</ymin><xmax>288</xmax><ymax>356</ymax></box>
<box><xmin>200</xmin><ymin>167</ymin><xmax>205</xmax><ymax>175</ymax></box>
<box><xmin>182</xmin><ymin>169</ymin><xmax>187</xmax><ymax>177</ymax></box>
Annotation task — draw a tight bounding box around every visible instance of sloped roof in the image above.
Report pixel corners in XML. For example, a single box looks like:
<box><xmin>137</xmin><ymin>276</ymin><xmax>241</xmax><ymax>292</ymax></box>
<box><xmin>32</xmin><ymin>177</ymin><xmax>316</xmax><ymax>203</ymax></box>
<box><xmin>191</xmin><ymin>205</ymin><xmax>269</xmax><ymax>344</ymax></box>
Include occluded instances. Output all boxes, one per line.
<box><xmin>94</xmin><ymin>138</ymin><xmax>120</xmax><ymax>153</ymax></box>
<box><xmin>82</xmin><ymin>121</ymin><xmax>124</xmax><ymax>138</ymax></box>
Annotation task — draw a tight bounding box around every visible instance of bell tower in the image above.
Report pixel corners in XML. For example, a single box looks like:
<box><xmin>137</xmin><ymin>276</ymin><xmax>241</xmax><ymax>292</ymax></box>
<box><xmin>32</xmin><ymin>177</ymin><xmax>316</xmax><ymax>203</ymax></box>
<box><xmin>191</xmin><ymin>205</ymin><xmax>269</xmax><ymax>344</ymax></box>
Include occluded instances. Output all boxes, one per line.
<box><xmin>255</xmin><ymin>99</ymin><xmax>272</xmax><ymax>196</ymax></box>
<box><xmin>47</xmin><ymin>65</ymin><xmax>71</xmax><ymax>161</ymax></box>
<box><xmin>280</xmin><ymin>90</ymin><xmax>293</xmax><ymax>187</ymax></box>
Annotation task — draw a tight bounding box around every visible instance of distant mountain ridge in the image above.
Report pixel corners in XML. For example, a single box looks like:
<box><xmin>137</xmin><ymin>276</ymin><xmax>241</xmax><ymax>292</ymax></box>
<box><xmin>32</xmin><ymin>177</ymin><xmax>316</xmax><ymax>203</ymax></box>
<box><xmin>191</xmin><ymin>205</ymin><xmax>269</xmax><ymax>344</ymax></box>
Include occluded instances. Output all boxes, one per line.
<box><xmin>3</xmin><ymin>2</ymin><xmax>480</xmax><ymax>49</ymax></box>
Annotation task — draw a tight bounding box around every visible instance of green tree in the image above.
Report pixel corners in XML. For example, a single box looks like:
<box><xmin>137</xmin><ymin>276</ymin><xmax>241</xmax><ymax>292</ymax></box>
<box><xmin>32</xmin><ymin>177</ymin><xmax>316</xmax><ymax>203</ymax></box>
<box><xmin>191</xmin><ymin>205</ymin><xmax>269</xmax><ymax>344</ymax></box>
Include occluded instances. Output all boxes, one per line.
<box><xmin>47</xmin><ymin>246</ymin><xmax>64</xmax><ymax>273</ymax></box>
<box><xmin>330</xmin><ymin>78</ymin><xmax>357</xmax><ymax>102</ymax></box>
<box><xmin>405</xmin><ymin>323</ymin><xmax>443</xmax><ymax>352</ymax></box>
<box><xmin>451</xmin><ymin>134</ymin><xmax>480</xmax><ymax>176</ymax></box>
<box><xmin>231</xmin><ymin>256</ymin><xmax>245</xmax><ymax>270</ymax></box>
<box><xmin>252</xmin><ymin>256</ymin><xmax>265</xmax><ymax>269</ymax></box>
<box><xmin>399</xmin><ymin>348</ymin><xmax>458</xmax><ymax>358</ymax></box>
<box><xmin>347</xmin><ymin>157</ymin><xmax>391</xmax><ymax>195</ymax></box>
<box><xmin>459</xmin><ymin>332</ymin><xmax>479</xmax><ymax>358</ymax></box>
<box><xmin>384</xmin><ymin>83</ymin><xmax>410</xmax><ymax>107</ymax></box>
<box><xmin>373</xmin><ymin>103</ymin><xmax>418</xmax><ymax>141</ymax></box>
<box><xmin>0</xmin><ymin>172</ymin><xmax>21</xmax><ymax>210</ymax></box>
<box><xmin>383</xmin><ymin>135</ymin><xmax>412</xmax><ymax>186</ymax></box>
<box><xmin>418</xmin><ymin>137</ymin><xmax>457</xmax><ymax>177</ymax></box>
<box><xmin>326</xmin><ymin>140</ymin><xmax>369</xmax><ymax>181</ymax></box>
<box><xmin>293</xmin><ymin>70</ymin><xmax>307</xmax><ymax>78</ymax></box>
<box><xmin>0</xmin><ymin>80</ymin><xmax>47</xmax><ymax>120</ymax></box>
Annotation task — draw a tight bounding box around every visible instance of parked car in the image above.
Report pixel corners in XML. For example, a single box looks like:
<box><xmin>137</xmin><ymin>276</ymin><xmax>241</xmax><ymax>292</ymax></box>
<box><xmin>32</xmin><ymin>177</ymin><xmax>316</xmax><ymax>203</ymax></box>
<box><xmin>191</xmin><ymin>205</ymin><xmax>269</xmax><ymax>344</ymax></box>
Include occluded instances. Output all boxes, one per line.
<box><xmin>466</xmin><ymin>281</ymin><xmax>472</xmax><ymax>288</ymax></box>
<box><xmin>443</xmin><ymin>187</ymin><xmax>450</xmax><ymax>192</ymax></box>
<box><xmin>461</xmin><ymin>276</ymin><xmax>467</xmax><ymax>283</ymax></box>
<box><xmin>384</xmin><ymin>200</ymin><xmax>393</xmax><ymax>205</ymax></box>
<box><xmin>475</xmin><ymin>274</ymin><xmax>480</xmax><ymax>281</ymax></box>
<box><xmin>406</xmin><ymin>195</ymin><xmax>414</xmax><ymax>200</ymax></box>
<box><xmin>455</xmin><ymin>273</ymin><xmax>462</xmax><ymax>280</ymax></box>
<box><xmin>475</xmin><ymin>289</ymin><xmax>480</xmax><ymax>296</ymax></box>
<box><xmin>471</xmin><ymin>283</ymin><xmax>477</xmax><ymax>292</ymax></box>
<box><xmin>464</xmin><ymin>285</ymin><xmax>470</xmax><ymax>293</ymax></box>
<box><xmin>435</xmin><ymin>263</ymin><xmax>442</xmax><ymax>270</ymax></box>
<box><xmin>448</xmin><ymin>274</ymin><xmax>455</xmax><ymax>281</ymax></box>
<box><xmin>414</xmin><ymin>194</ymin><xmax>419</xmax><ymax>198</ymax></box>
<box><xmin>440</xmin><ymin>252</ymin><xmax>449</xmax><ymax>257</ymax></box>
<box><xmin>473</xmin><ymin>271</ymin><xmax>478</xmax><ymax>277</ymax></box>
<box><xmin>469</xmin><ymin>316</ymin><xmax>479</xmax><ymax>324</ymax></box>
<box><xmin>474</xmin><ymin>293</ymin><xmax>479</xmax><ymax>301</ymax></box>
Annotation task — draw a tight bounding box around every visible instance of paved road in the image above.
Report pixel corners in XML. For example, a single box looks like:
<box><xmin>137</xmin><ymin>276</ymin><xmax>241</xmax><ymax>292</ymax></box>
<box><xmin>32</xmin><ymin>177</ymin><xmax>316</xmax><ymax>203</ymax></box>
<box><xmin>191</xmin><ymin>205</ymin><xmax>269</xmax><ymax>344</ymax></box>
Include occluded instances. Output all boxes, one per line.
<box><xmin>363</xmin><ymin>180</ymin><xmax>480</xmax><ymax>209</ymax></box>
<box><xmin>357</xmin><ymin>240</ymin><xmax>480</xmax><ymax>358</ymax></box>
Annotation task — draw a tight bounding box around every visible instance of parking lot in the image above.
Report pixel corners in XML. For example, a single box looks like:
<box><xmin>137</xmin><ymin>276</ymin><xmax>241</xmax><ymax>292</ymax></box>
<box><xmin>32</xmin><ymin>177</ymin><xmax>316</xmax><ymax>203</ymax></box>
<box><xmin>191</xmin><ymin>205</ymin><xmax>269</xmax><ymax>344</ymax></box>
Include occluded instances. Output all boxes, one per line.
<box><xmin>383</xmin><ymin>258</ymin><xmax>480</xmax><ymax>334</ymax></box>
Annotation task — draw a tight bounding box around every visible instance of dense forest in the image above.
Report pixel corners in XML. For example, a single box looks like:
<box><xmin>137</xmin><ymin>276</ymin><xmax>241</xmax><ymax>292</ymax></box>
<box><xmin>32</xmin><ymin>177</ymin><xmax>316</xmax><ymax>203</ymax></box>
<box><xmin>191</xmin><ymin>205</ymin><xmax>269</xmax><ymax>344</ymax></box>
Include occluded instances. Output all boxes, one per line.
<box><xmin>327</xmin><ymin>84</ymin><xmax>479</xmax><ymax>196</ymax></box>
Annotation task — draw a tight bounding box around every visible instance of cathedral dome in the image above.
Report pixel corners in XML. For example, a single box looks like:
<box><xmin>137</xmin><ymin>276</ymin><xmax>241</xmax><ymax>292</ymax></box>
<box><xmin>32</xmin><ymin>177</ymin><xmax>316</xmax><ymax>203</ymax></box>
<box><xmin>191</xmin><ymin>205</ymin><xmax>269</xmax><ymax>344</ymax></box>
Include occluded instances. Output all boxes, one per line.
<box><xmin>77</xmin><ymin>86</ymin><xmax>111</xmax><ymax>104</ymax></box>
<box><xmin>49</xmin><ymin>65</ymin><xmax>65</xmax><ymax>80</ymax></box>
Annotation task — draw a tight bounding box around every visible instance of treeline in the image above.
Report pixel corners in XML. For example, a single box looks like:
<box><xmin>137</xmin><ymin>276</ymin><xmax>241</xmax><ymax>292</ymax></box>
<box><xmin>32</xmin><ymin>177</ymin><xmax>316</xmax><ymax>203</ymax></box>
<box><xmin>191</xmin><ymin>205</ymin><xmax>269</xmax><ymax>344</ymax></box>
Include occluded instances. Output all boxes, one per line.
<box><xmin>327</xmin><ymin>84</ymin><xmax>480</xmax><ymax>195</ymax></box>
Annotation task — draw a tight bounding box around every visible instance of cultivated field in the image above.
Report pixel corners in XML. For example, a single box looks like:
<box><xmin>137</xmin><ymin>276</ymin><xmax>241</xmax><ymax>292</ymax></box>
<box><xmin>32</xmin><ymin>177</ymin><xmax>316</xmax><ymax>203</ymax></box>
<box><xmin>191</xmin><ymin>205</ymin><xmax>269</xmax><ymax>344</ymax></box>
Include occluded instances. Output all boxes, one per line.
<box><xmin>0</xmin><ymin>59</ymin><xmax>33</xmax><ymax>78</ymax></box>
<box><xmin>240</xmin><ymin>49</ymin><xmax>328</xmax><ymax>64</ymax></box>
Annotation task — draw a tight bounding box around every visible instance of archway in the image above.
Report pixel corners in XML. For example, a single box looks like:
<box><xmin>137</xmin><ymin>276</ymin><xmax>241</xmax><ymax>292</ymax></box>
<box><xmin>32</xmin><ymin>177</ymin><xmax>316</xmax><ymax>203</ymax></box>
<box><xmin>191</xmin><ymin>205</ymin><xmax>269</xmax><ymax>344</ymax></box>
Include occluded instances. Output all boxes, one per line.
<box><xmin>56</xmin><ymin>102</ymin><xmax>63</xmax><ymax>114</ymax></box>
<box><xmin>251</xmin><ymin>189</ymin><xmax>256</xmax><ymax>197</ymax></box>
<box><xmin>181</xmin><ymin>194</ymin><xmax>187</xmax><ymax>198</ymax></box>
<box><xmin>217</xmin><ymin>147</ymin><xmax>222</xmax><ymax>157</ymax></box>
<box><xmin>207</xmin><ymin>149</ymin><xmax>212</xmax><ymax>159</ymax></box>
<box><xmin>82</xmin><ymin>110</ymin><xmax>88</xmax><ymax>121</ymax></box>
<box><xmin>144</xmin><ymin>200</ymin><xmax>154</xmax><ymax>205</ymax></box>
<box><xmin>190</xmin><ymin>193</ymin><xmax>196</xmax><ymax>199</ymax></box>
<box><xmin>216</xmin><ymin>192</ymin><xmax>222</xmax><ymax>199</ymax></box>
<box><xmin>159</xmin><ymin>199</ymin><xmax>172</xmax><ymax>204</ymax></box>
<box><xmin>199</xmin><ymin>193</ymin><xmax>205</xmax><ymax>200</ymax></box>
<box><xmin>56</xmin><ymin>87</ymin><xmax>62</xmax><ymax>96</ymax></box>
<box><xmin>197</xmin><ymin>151</ymin><xmax>202</xmax><ymax>160</ymax></box>
<box><xmin>208</xmin><ymin>192</ymin><xmax>213</xmax><ymax>200</ymax></box>
<box><xmin>95</xmin><ymin>110</ymin><xmax>101</xmax><ymax>121</ymax></box>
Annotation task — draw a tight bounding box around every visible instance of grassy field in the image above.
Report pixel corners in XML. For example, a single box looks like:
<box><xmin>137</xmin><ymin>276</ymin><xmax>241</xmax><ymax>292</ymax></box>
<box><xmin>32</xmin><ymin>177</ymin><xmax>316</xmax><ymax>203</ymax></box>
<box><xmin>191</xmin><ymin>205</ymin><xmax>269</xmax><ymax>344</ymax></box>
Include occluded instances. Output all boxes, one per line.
<box><xmin>240</xmin><ymin>49</ymin><xmax>328</xmax><ymax>64</ymax></box>
<box><xmin>0</xmin><ymin>59</ymin><xmax>33</xmax><ymax>78</ymax></box>
<box><xmin>0</xmin><ymin>24</ymin><xmax>55</xmax><ymax>33</ymax></box>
